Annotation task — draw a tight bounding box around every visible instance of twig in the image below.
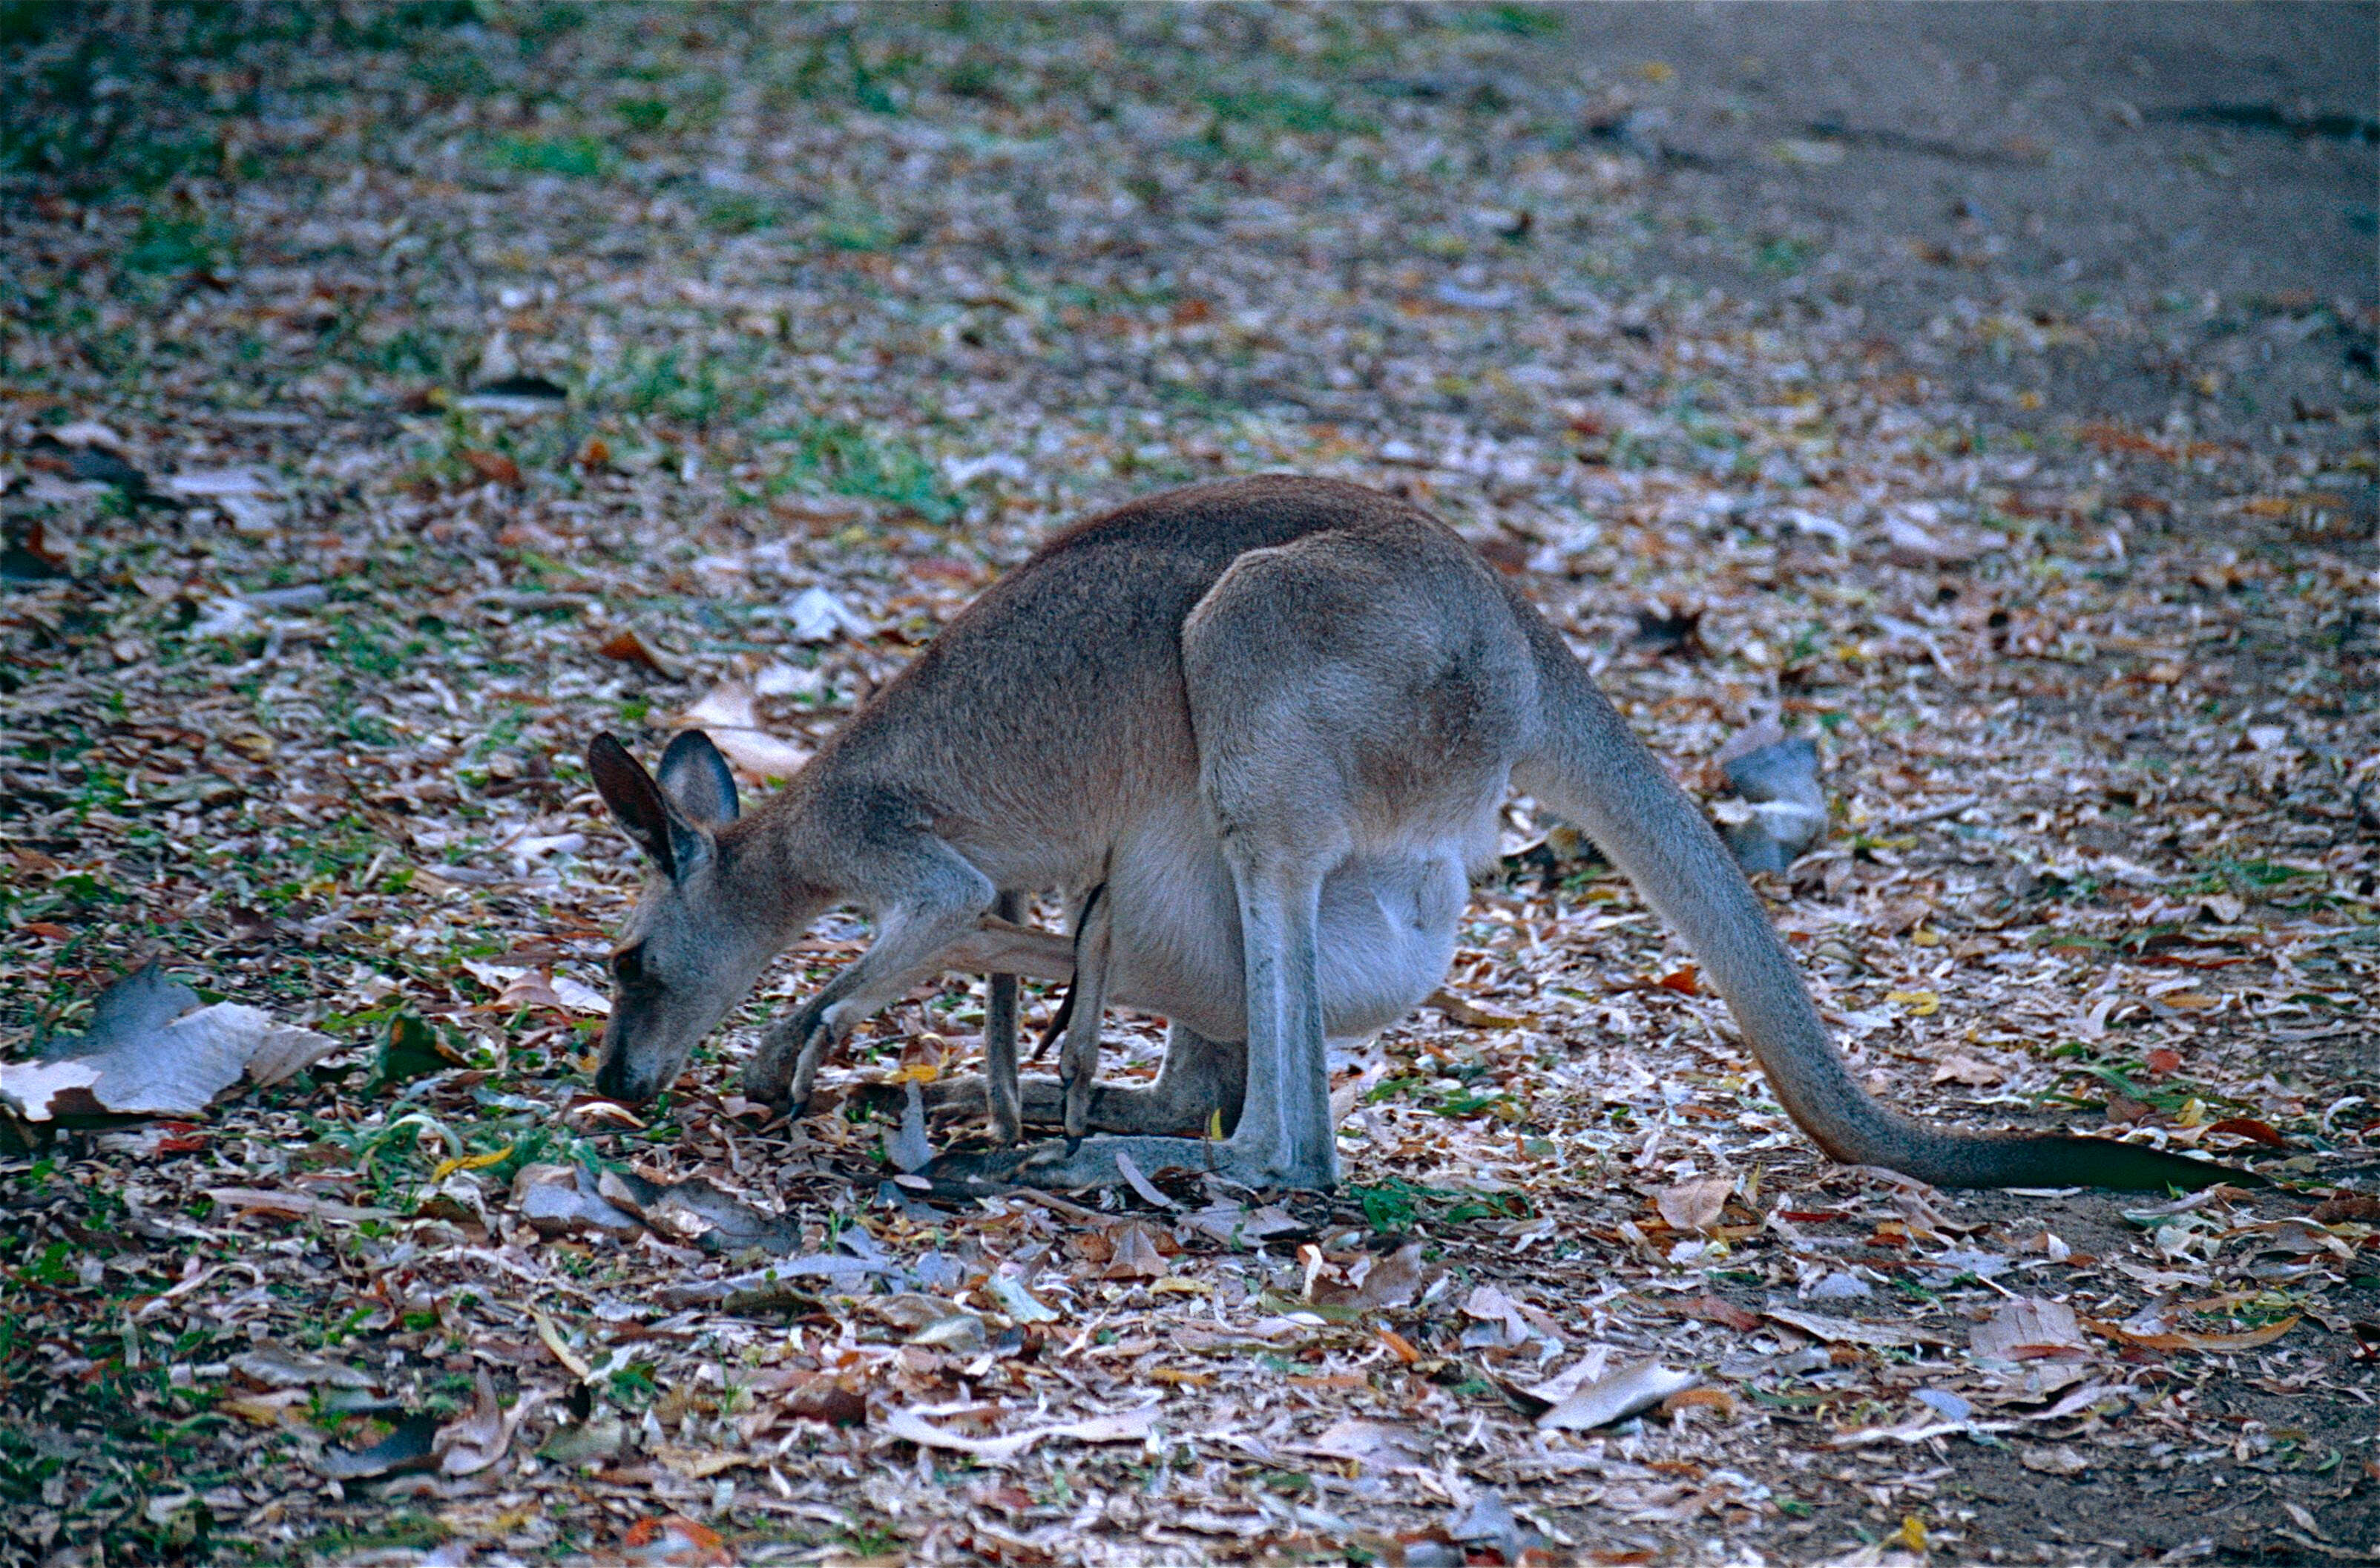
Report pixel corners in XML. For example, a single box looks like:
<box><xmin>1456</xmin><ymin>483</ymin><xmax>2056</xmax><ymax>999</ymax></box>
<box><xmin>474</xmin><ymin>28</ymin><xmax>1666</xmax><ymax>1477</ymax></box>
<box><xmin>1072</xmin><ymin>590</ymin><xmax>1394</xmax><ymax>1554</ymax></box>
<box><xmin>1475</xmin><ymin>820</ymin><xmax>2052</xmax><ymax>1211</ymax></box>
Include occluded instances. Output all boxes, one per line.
<box><xmin>1896</xmin><ymin>796</ymin><xmax>1981</xmax><ymax>828</ymax></box>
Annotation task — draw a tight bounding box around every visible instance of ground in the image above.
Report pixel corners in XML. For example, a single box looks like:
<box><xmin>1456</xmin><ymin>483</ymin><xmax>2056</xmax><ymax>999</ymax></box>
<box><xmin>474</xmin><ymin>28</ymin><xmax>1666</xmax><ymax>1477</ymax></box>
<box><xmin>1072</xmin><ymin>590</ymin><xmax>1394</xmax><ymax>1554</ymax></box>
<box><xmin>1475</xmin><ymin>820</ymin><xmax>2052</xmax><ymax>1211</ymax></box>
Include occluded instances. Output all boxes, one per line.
<box><xmin>1</xmin><ymin>5</ymin><xmax>2375</xmax><ymax>1567</ymax></box>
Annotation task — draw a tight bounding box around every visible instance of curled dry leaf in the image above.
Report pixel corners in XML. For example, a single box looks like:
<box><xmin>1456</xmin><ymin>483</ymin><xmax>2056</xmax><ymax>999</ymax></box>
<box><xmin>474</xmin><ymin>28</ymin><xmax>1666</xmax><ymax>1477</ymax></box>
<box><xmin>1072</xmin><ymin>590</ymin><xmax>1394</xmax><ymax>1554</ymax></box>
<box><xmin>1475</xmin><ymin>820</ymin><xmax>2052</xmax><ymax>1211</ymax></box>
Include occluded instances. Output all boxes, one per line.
<box><xmin>1655</xmin><ymin>1175</ymin><xmax>1733</xmax><ymax>1233</ymax></box>
<box><xmin>1677</xmin><ymin>1293</ymin><xmax>1763</xmax><ymax>1332</ymax></box>
<box><xmin>880</xmin><ymin>1402</ymin><xmax>1160</xmax><ymax>1465</ymax></box>
<box><xmin>2018</xmin><ymin>1444</ymin><xmax>2094</xmax><ymax>1476</ymax></box>
<box><xmin>1930</xmin><ymin>1052</ymin><xmax>2006</xmax><ymax>1086</ymax></box>
<box><xmin>1311</xmin><ymin>1241</ymin><xmax>1429</xmax><ymax>1313</ymax></box>
<box><xmin>1765</xmin><ymin>1305</ymin><xmax>1955</xmax><ymax>1348</ymax></box>
<box><xmin>204</xmin><ymin>1187</ymin><xmax>391</xmax><ymax>1225</ymax></box>
<box><xmin>2</xmin><ymin>962</ymin><xmax>338</xmax><ymax>1121</ymax></box>
<box><xmin>1101</xmin><ymin>1221</ymin><xmax>1170</xmax><ymax>1280</ymax></box>
<box><xmin>1306</xmin><ymin>1417</ymin><xmax>1428</xmax><ymax>1469</ymax></box>
<box><xmin>511</xmin><ymin>1163</ymin><xmax>642</xmax><ymax>1239</ymax></box>
<box><xmin>883</xmin><ymin>1079</ymin><xmax>935</xmax><ymax>1174</ymax></box>
<box><xmin>1424</xmin><ymin>988</ymin><xmax>1525</xmax><ymax>1029</ymax></box>
<box><xmin>433</xmin><ymin>1369</ymin><xmax>509</xmax><ymax>1477</ymax></box>
<box><xmin>1660</xmin><ymin>1386</ymin><xmax>1740</xmax><ymax>1420</ymax></box>
<box><xmin>1970</xmin><ymin>1298</ymin><xmax>2091</xmax><ymax>1361</ymax></box>
<box><xmin>679</xmin><ymin>682</ymin><xmax>812</xmax><ymax>780</ymax></box>
<box><xmin>1534</xmin><ymin>1357</ymin><xmax>1700</xmax><ymax>1431</ymax></box>
<box><xmin>596</xmin><ymin>626</ymin><xmax>683</xmax><ymax>679</ymax></box>
<box><xmin>594</xmin><ymin>1167</ymin><xmax>804</xmax><ymax>1253</ymax></box>
<box><xmin>1111</xmin><ymin>1149</ymin><xmax>1177</xmax><ymax>1210</ymax></box>
<box><xmin>230</xmin><ymin>1346</ymin><xmax>375</xmax><ymax>1391</ymax></box>
<box><xmin>620</xmin><ymin>1514</ymin><xmax>734</xmax><ymax>1567</ymax></box>
<box><xmin>2082</xmin><ymin>1313</ymin><xmax>2301</xmax><ymax>1354</ymax></box>
<box><xmin>460</xmin><ymin>448</ymin><xmax>522</xmax><ymax>486</ymax></box>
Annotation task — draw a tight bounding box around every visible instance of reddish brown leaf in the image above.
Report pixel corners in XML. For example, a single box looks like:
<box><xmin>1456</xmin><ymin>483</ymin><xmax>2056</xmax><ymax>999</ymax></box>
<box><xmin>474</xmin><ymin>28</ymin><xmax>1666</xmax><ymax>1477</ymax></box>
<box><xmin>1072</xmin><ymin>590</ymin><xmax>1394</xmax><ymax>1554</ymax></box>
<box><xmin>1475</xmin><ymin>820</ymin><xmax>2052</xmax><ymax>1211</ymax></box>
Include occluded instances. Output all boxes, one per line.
<box><xmin>1677</xmin><ymin>1294</ymin><xmax>1761</xmax><ymax>1332</ymax></box>
<box><xmin>461</xmin><ymin>448</ymin><xmax>522</xmax><ymax>485</ymax></box>
<box><xmin>596</xmin><ymin>627</ymin><xmax>683</xmax><ymax>678</ymax></box>
<box><xmin>2083</xmin><ymin>1314</ymin><xmax>2301</xmax><ymax>1354</ymax></box>
<box><xmin>2201</xmin><ymin>1117</ymin><xmax>2289</xmax><ymax>1148</ymax></box>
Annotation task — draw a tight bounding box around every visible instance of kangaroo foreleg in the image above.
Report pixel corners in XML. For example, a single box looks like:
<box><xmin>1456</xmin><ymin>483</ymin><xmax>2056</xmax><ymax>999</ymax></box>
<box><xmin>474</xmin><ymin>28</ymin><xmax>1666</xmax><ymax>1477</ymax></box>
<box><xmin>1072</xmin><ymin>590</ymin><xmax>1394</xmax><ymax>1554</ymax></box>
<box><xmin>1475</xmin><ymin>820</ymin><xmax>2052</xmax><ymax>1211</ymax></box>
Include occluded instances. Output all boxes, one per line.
<box><xmin>1059</xmin><ymin>883</ymin><xmax>1113</xmax><ymax>1139</ymax></box>
<box><xmin>967</xmin><ymin>853</ymin><xmax>1334</xmax><ymax>1193</ymax></box>
<box><xmin>743</xmin><ymin>844</ymin><xmax>995</xmax><ymax>1111</ymax></box>
<box><xmin>982</xmin><ymin>891</ymin><xmax>1024</xmax><ymax>1143</ymax></box>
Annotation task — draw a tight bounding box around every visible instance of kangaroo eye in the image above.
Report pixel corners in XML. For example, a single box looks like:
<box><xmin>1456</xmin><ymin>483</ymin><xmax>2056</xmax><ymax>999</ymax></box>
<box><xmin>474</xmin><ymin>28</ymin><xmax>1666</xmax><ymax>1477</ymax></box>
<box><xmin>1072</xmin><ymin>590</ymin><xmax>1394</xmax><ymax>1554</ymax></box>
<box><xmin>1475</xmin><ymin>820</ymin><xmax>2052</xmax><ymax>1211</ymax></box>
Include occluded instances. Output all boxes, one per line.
<box><xmin>611</xmin><ymin>945</ymin><xmax>645</xmax><ymax>985</ymax></box>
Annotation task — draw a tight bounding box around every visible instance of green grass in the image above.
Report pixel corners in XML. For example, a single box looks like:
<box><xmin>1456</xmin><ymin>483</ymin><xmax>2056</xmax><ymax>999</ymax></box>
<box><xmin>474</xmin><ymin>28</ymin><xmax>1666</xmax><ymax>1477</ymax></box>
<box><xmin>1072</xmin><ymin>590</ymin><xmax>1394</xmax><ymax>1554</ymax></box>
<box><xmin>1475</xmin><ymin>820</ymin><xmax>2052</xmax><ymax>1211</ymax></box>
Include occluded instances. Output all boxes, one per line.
<box><xmin>484</xmin><ymin>134</ymin><xmax>614</xmax><ymax>180</ymax></box>
<box><xmin>122</xmin><ymin>210</ymin><xmax>234</xmax><ymax>276</ymax></box>
<box><xmin>762</xmin><ymin>416</ymin><xmax>960</xmax><ymax>522</ymax></box>
<box><xmin>1346</xmin><ymin>1177</ymin><xmax>1531</xmax><ymax>1234</ymax></box>
<box><xmin>1203</xmin><ymin>88</ymin><xmax>1378</xmax><ymax>139</ymax></box>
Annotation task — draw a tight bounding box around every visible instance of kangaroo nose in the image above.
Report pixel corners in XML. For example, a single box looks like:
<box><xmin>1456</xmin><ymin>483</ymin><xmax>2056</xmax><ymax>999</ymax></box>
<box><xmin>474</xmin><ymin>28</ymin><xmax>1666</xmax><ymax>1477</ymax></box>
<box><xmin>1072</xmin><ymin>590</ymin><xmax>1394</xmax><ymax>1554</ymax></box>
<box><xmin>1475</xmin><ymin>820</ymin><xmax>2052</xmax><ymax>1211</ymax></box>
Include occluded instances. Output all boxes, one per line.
<box><xmin>592</xmin><ymin>1050</ymin><xmax>644</xmax><ymax>1103</ymax></box>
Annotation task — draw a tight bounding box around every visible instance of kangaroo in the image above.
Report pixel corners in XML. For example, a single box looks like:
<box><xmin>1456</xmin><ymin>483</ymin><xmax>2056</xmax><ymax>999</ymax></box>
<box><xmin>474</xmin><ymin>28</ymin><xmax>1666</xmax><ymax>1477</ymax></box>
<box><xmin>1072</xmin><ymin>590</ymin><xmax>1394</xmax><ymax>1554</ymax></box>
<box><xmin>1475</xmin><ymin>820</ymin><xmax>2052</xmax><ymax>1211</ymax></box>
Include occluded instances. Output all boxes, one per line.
<box><xmin>585</xmin><ymin>475</ymin><xmax>2255</xmax><ymax>1193</ymax></box>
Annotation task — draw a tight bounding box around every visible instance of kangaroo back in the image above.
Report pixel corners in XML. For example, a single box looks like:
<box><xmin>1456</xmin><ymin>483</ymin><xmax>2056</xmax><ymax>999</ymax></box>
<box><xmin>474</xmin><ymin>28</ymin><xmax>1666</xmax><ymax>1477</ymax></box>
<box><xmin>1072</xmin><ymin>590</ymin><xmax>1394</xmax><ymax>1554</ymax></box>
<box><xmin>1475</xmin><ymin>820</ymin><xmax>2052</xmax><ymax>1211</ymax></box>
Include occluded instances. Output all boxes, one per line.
<box><xmin>1506</xmin><ymin>594</ymin><xmax>2255</xmax><ymax>1191</ymax></box>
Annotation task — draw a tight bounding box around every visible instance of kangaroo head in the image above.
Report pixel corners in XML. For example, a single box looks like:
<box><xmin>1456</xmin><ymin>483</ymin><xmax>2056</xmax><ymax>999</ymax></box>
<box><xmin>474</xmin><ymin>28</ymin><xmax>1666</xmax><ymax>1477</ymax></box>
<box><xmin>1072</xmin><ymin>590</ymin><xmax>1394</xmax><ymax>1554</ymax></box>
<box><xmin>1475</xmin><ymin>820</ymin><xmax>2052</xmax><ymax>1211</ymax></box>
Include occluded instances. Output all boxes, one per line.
<box><xmin>585</xmin><ymin>730</ymin><xmax>812</xmax><ymax>1103</ymax></box>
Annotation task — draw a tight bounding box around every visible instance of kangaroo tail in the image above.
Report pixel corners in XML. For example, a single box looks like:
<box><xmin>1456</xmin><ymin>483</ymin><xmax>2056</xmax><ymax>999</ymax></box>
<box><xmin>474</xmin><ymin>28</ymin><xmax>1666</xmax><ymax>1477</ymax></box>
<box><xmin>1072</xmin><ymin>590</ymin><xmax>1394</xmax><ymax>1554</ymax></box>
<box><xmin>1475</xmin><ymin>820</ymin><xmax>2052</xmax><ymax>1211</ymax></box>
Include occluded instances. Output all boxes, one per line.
<box><xmin>1509</xmin><ymin>602</ymin><xmax>2258</xmax><ymax>1191</ymax></box>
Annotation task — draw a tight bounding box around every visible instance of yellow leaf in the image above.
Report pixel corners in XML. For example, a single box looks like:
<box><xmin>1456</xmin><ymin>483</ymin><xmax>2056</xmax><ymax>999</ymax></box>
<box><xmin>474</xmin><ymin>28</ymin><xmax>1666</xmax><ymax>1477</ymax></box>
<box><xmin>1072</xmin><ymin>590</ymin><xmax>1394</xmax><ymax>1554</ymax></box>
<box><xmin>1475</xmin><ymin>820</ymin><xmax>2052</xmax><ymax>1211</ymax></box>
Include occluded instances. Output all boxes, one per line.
<box><xmin>1909</xmin><ymin>926</ymin><xmax>1942</xmax><ymax>948</ymax></box>
<box><xmin>430</xmin><ymin>1142</ymin><xmax>514</xmax><ymax>1182</ymax></box>
<box><xmin>888</xmin><ymin>1063</ymin><xmax>940</xmax><ymax>1084</ymax></box>
<box><xmin>1208</xmin><ymin>1109</ymin><xmax>1225</xmax><ymax>1141</ymax></box>
<box><xmin>1885</xmin><ymin>989</ymin><xmax>1940</xmax><ymax>1017</ymax></box>
<box><xmin>533</xmin><ymin>1309</ymin><xmax>593</xmax><ymax>1381</ymax></box>
<box><xmin>222</xmin><ymin>1390</ymin><xmax>307</xmax><ymax>1427</ymax></box>
<box><xmin>1890</xmin><ymin>1516</ymin><xmax>1930</xmax><ymax>1552</ymax></box>
<box><xmin>1150</xmin><ymin>1277</ymin><xmax>1211</xmax><ymax>1296</ymax></box>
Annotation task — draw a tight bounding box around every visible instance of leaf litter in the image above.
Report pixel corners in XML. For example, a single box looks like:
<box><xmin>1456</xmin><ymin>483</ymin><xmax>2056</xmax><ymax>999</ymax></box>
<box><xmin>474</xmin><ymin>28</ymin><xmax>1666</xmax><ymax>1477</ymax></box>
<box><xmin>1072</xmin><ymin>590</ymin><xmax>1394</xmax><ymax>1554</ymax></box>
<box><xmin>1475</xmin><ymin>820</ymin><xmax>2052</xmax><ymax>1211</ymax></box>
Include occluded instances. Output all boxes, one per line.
<box><xmin>0</xmin><ymin>5</ymin><xmax>2373</xmax><ymax>1565</ymax></box>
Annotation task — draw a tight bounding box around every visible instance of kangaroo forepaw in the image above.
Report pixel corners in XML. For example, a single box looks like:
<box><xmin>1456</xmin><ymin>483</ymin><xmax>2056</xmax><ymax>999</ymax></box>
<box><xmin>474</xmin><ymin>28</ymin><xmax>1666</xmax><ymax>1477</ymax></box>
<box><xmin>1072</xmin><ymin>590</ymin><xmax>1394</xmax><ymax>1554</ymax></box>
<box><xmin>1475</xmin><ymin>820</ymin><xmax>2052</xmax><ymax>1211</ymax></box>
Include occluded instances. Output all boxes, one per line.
<box><xmin>743</xmin><ymin>1014</ymin><xmax>834</xmax><ymax>1111</ymax></box>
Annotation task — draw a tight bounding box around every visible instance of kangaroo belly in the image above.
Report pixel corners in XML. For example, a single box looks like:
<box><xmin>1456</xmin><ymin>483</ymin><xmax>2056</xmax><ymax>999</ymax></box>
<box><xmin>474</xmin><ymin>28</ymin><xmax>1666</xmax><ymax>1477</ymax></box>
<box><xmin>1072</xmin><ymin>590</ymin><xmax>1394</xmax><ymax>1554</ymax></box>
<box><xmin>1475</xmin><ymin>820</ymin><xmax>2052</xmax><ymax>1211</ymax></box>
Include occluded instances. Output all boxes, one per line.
<box><xmin>1104</xmin><ymin>810</ymin><xmax>1469</xmax><ymax>1044</ymax></box>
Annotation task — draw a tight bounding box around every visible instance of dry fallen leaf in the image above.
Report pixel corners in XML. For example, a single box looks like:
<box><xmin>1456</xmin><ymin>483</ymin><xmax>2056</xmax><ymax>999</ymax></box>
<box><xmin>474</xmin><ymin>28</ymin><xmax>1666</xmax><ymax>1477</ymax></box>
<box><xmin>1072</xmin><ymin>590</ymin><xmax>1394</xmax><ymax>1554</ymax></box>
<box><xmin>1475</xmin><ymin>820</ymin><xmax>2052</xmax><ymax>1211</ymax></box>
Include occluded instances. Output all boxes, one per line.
<box><xmin>1101</xmin><ymin>1222</ymin><xmax>1171</xmax><ymax>1280</ymax></box>
<box><xmin>1765</xmin><ymin>1305</ymin><xmax>1955</xmax><ymax>1348</ymax></box>
<box><xmin>596</xmin><ymin>626</ymin><xmax>684</xmax><ymax>678</ymax></box>
<box><xmin>1930</xmin><ymin>1052</ymin><xmax>2006</xmax><ymax>1087</ymax></box>
<box><xmin>511</xmin><ymin>1164</ymin><xmax>643</xmax><ymax>1239</ymax></box>
<box><xmin>2082</xmin><ymin>1313</ymin><xmax>2301</xmax><ymax>1354</ymax></box>
<box><xmin>1655</xmin><ymin>1175</ymin><xmax>1732</xmax><ymax>1233</ymax></box>
<box><xmin>1</xmin><ymin>962</ymin><xmax>338</xmax><ymax>1121</ymax></box>
<box><xmin>621</xmin><ymin>1513</ymin><xmax>733</xmax><ymax>1567</ymax></box>
<box><xmin>433</xmin><ymin>1368</ymin><xmax>510</xmax><ymax>1477</ymax></box>
<box><xmin>1304</xmin><ymin>1417</ymin><xmax>1427</xmax><ymax>1469</ymax></box>
<box><xmin>1311</xmin><ymin>1241</ymin><xmax>1429</xmax><ymax>1313</ymax></box>
<box><xmin>1534</xmin><ymin>1357</ymin><xmax>1700</xmax><ymax>1431</ymax></box>
<box><xmin>879</xmin><ymin>1402</ymin><xmax>1160</xmax><ymax>1465</ymax></box>
<box><xmin>679</xmin><ymin>681</ymin><xmax>813</xmax><ymax>779</ymax></box>
<box><xmin>1970</xmin><ymin>1298</ymin><xmax>2092</xmax><ymax>1361</ymax></box>
<box><xmin>1677</xmin><ymin>1294</ymin><xmax>1763</xmax><ymax>1332</ymax></box>
<box><xmin>460</xmin><ymin>448</ymin><xmax>522</xmax><ymax>486</ymax></box>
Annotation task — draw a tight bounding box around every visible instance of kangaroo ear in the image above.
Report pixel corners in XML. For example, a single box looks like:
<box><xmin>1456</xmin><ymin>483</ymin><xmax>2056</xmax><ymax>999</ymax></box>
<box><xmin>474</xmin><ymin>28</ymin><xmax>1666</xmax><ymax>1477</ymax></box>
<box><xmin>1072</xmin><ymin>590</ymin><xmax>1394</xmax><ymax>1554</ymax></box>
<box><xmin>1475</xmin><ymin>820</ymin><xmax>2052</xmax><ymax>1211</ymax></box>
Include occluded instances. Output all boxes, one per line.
<box><xmin>657</xmin><ymin>729</ymin><xmax>740</xmax><ymax>828</ymax></box>
<box><xmin>588</xmin><ymin>732</ymin><xmax>678</xmax><ymax>878</ymax></box>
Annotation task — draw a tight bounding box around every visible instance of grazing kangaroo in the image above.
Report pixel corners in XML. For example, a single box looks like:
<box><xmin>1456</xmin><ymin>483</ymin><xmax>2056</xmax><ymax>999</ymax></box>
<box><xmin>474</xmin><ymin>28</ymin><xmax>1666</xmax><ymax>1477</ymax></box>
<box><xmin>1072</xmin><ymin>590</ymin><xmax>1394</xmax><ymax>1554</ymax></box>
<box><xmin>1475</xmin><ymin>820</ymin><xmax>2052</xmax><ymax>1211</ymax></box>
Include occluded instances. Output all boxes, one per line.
<box><xmin>585</xmin><ymin>476</ymin><xmax>2252</xmax><ymax>1192</ymax></box>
